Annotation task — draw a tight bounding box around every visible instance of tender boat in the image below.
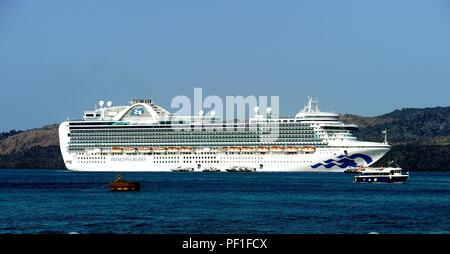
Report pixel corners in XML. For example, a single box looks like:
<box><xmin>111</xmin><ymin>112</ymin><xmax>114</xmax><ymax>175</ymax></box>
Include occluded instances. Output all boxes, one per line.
<box><xmin>109</xmin><ymin>175</ymin><xmax>141</xmax><ymax>191</ymax></box>
<box><xmin>226</xmin><ymin>166</ymin><xmax>256</xmax><ymax>172</ymax></box>
<box><xmin>171</xmin><ymin>166</ymin><xmax>194</xmax><ymax>172</ymax></box>
<box><xmin>202</xmin><ymin>166</ymin><xmax>221</xmax><ymax>172</ymax></box>
<box><xmin>354</xmin><ymin>167</ymin><xmax>409</xmax><ymax>183</ymax></box>
<box><xmin>344</xmin><ymin>165</ymin><xmax>366</xmax><ymax>173</ymax></box>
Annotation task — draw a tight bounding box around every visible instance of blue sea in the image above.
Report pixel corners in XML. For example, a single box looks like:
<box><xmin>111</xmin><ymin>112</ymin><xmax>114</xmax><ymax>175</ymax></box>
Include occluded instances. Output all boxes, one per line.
<box><xmin>0</xmin><ymin>169</ymin><xmax>450</xmax><ymax>234</ymax></box>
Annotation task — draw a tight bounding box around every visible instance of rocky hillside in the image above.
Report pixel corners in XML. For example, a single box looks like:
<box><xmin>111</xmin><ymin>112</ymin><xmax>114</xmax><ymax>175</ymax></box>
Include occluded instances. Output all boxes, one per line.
<box><xmin>0</xmin><ymin>125</ymin><xmax>59</xmax><ymax>155</ymax></box>
<box><xmin>340</xmin><ymin>106</ymin><xmax>450</xmax><ymax>145</ymax></box>
<box><xmin>0</xmin><ymin>125</ymin><xmax>64</xmax><ymax>169</ymax></box>
<box><xmin>0</xmin><ymin>106</ymin><xmax>449</xmax><ymax>170</ymax></box>
<box><xmin>340</xmin><ymin>106</ymin><xmax>450</xmax><ymax>170</ymax></box>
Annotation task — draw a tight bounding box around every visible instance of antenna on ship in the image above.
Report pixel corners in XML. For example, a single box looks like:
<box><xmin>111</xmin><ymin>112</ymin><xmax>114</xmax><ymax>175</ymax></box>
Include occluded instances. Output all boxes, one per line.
<box><xmin>254</xmin><ymin>106</ymin><xmax>260</xmax><ymax>117</ymax></box>
<box><xmin>303</xmin><ymin>96</ymin><xmax>320</xmax><ymax>113</ymax></box>
<box><xmin>382</xmin><ymin>129</ymin><xmax>388</xmax><ymax>144</ymax></box>
<box><xmin>266</xmin><ymin>107</ymin><xmax>272</xmax><ymax>118</ymax></box>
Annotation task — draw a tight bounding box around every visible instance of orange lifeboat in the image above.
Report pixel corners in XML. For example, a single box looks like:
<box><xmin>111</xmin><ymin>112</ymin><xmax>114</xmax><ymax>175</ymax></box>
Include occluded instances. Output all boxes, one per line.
<box><xmin>123</xmin><ymin>147</ymin><xmax>136</xmax><ymax>153</ymax></box>
<box><xmin>270</xmin><ymin>146</ymin><xmax>284</xmax><ymax>152</ymax></box>
<box><xmin>112</xmin><ymin>147</ymin><xmax>123</xmax><ymax>153</ymax></box>
<box><xmin>257</xmin><ymin>146</ymin><xmax>270</xmax><ymax>152</ymax></box>
<box><xmin>301</xmin><ymin>146</ymin><xmax>316</xmax><ymax>153</ymax></box>
<box><xmin>137</xmin><ymin>147</ymin><xmax>152</xmax><ymax>153</ymax></box>
<box><xmin>166</xmin><ymin>147</ymin><xmax>180</xmax><ymax>152</ymax></box>
<box><xmin>178</xmin><ymin>147</ymin><xmax>193</xmax><ymax>152</ymax></box>
<box><xmin>227</xmin><ymin>147</ymin><xmax>241</xmax><ymax>152</ymax></box>
<box><xmin>152</xmin><ymin>147</ymin><xmax>166</xmax><ymax>153</ymax></box>
<box><xmin>285</xmin><ymin>146</ymin><xmax>298</xmax><ymax>152</ymax></box>
<box><xmin>241</xmin><ymin>146</ymin><xmax>256</xmax><ymax>152</ymax></box>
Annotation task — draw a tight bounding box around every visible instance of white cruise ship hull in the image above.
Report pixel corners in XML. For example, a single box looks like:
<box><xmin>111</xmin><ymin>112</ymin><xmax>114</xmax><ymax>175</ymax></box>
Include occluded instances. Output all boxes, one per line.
<box><xmin>59</xmin><ymin>97</ymin><xmax>391</xmax><ymax>172</ymax></box>
<box><xmin>62</xmin><ymin>150</ymin><xmax>388</xmax><ymax>172</ymax></box>
<box><xmin>60</xmin><ymin>123</ymin><xmax>389</xmax><ymax>172</ymax></box>
<box><xmin>62</xmin><ymin>148</ymin><xmax>389</xmax><ymax>172</ymax></box>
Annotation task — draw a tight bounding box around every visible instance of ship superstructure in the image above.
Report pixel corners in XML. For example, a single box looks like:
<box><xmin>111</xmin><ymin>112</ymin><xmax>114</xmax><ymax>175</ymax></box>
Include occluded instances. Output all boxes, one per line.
<box><xmin>59</xmin><ymin>97</ymin><xmax>390</xmax><ymax>172</ymax></box>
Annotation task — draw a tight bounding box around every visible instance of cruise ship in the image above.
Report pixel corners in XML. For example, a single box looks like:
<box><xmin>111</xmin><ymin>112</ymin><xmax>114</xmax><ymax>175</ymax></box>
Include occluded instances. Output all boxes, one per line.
<box><xmin>59</xmin><ymin>97</ymin><xmax>390</xmax><ymax>172</ymax></box>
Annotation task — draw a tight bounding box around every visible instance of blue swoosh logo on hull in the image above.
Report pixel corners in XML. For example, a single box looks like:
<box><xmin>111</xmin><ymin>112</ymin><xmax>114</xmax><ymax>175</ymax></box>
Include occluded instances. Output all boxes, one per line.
<box><xmin>311</xmin><ymin>153</ymin><xmax>373</xmax><ymax>169</ymax></box>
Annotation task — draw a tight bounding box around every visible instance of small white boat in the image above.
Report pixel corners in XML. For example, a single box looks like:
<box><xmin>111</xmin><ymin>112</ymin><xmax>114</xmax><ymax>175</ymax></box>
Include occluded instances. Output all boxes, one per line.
<box><xmin>171</xmin><ymin>166</ymin><xmax>194</xmax><ymax>172</ymax></box>
<box><xmin>354</xmin><ymin>167</ymin><xmax>409</xmax><ymax>183</ymax></box>
<box><xmin>344</xmin><ymin>165</ymin><xmax>366</xmax><ymax>173</ymax></box>
<box><xmin>202</xmin><ymin>166</ymin><xmax>220</xmax><ymax>172</ymax></box>
<box><xmin>226</xmin><ymin>166</ymin><xmax>256</xmax><ymax>172</ymax></box>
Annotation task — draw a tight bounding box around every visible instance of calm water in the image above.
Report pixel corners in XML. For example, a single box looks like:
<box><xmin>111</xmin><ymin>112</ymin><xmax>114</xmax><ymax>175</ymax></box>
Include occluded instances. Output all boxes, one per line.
<box><xmin>0</xmin><ymin>169</ymin><xmax>449</xmax><ymax>234</ymax></box>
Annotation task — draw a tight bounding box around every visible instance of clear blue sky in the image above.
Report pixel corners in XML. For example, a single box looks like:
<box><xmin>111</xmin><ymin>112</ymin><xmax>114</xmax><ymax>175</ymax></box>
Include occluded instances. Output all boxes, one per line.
<box><xmin>1</xmin><ymin>0</ymin><xmax>450</xmax><ymax>131</ymax></box>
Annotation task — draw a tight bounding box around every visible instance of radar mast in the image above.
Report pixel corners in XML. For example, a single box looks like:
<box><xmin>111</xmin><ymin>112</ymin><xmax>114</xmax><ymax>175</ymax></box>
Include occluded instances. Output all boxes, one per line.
<box><xmin>302</xmin><ymin>96</ymin><xmax>320</xmax><ymax>113</ymax></box>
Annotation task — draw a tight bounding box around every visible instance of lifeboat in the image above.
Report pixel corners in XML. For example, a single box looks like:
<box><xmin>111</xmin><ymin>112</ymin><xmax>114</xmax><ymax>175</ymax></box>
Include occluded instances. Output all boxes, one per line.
<box><xmin>257</xmin><ymin>146</ymin><xmax>270</xmax><ymax>152</ymax></box>
<box><xmin>112</xmin><ymin>147</ymin><xmax>123</xmax><ymax>153</ymax></box>
<box><xmin>137</xmin><ymin>147</ymin><xmax>152</xmax><ymax>153</ymax></box>
<box><xmin>301</xmin><ymin>146</ymin><xmax>316</xmax><ymax>153</ymax></box>
<box><xmin>152</xmin><ymin>147</ymin><xmax>166</xmax><ymax>153</ymax></box>
<box><xmin>227</xmin><ymin>147</ymin><xmax>241</xmax><ymax>152</ymax></box>
<box><xmin>285</xmin><ymin>146</ymin><xmax>298</xmax><ymax>152</ymax></box>
<box><xmin>166</xmin><ymin>147</ymin><xmax>180</xmax><ymax>152</ymax></box>
<box><xmin>123</xmin><ymin>147</ymin><xmax>136</xmax><ymax>153</ymax></box>
<box><xmin>178</xmin><ymin>147</ymin><xmax>193</xmax><ymax>152</ymax></box>
<box><xmin>270</xmin><ymin>146</ymin><xmax>284</xmax><ymax>152</ymax></box>
<box><xmin>241</xmin><ymin>146</ymin><xmax>256</xmax><ymax>152</ymax></box>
